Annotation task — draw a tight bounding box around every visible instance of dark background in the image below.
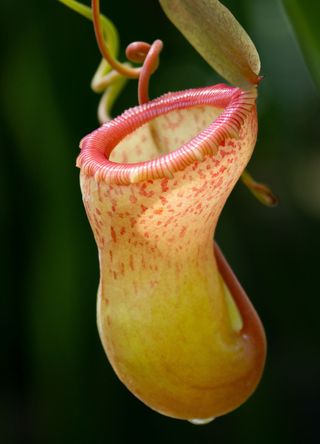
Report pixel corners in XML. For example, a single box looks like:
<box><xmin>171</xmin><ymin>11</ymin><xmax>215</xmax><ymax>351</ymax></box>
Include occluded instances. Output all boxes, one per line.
<box><xmin>1</xmin><ymin>1</ymin><xmax>320</xmax><ymax>443</ymax></box>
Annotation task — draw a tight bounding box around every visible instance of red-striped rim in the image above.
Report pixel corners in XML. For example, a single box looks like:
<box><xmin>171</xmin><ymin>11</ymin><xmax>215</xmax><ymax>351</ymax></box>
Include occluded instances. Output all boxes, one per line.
<box><xmin>77</xmin><ymin>84</ymin><xmax>257</xmax><ymax>185</ymax></box>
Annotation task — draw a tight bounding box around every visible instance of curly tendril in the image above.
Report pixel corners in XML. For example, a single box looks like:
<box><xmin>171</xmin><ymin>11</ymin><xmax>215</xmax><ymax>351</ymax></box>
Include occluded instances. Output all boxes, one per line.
<box><xmin>126</xmin><ymin>42</ymin><xmax>152</xmax><ymax>63</ymax></box>
<box><xmin>137</xmin><ymin>40</ymin><xmax>163</xmax><ymax>105</ymax></box>
<box><xmin>92</xmin><ymin>0</ymin><xmax>163</xmax><ymax>106</ymax></box>
<box><xmin>92</xmin><ymin>0</ymin><xmax>140</xmax><ymax>78</ymax></box>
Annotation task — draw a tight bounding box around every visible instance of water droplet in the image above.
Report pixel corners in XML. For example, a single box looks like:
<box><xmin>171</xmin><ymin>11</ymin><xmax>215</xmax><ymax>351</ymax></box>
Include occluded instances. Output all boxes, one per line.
<box><xmin>188</xmin><ymin>417</ymin><xmax>215</xmax><ymax>425</ymax></box>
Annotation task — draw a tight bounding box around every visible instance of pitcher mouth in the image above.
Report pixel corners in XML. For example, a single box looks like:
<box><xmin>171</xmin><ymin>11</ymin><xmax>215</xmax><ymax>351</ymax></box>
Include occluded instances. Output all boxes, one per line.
<box><xmin>77</xmin><ymin>84</ymin><xmax>257</xmax><ymax>185</ymax></box>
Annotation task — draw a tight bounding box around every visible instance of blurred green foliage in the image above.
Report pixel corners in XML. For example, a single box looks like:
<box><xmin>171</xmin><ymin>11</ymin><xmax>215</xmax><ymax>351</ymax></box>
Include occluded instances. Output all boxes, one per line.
<box><xmin>282</xmin><ymin>0</ymin><xmax>320</xmax><ymax>91</ymax></box>
<box><xmin>1</xmin><ymin>1</ymin><xmax>320</xmax><ymax>443</ymax></box>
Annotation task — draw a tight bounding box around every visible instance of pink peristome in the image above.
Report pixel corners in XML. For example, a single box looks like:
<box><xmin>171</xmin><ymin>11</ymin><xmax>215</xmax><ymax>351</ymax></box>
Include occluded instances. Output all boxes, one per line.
<box><xmin>77</xmin><ymin>84</ymin><xmax>257</xmax><ymax>184</ymax></box>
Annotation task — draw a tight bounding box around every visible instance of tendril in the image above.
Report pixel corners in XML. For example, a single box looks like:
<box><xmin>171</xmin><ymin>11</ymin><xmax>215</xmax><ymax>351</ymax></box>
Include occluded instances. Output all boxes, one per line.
<box><xmin>92</xmin><ymin>0</ymin><xmax>163</xmax><ymax>107</ymax></box>
<box><xmin>92</xmin><ymin>0</ymin><xmax>140</xmax><ymax>78</ymax></box>
<box><xmin>96</xmin><ymin>70</ymin><xmax>128</xmax><ymax>123</ymax></box>
<box><xmin>137</xmin><ymin>40</ymin><xmax>163</xmax><ymax>105</ymax></box>
<box><xmin>126</xmin><ymin>42</ymin><xmax>151</xmax><ymax>64</ymax></box>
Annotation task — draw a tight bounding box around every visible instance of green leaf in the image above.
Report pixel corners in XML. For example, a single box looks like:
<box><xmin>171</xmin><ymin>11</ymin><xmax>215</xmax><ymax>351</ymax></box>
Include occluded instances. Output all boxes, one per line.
<box><xmin>282</xmin><ymin>0</ymin><xmax>320</xmax><ymax>90</ymax></box>
<box><xmin>159</xmin><ymin>0</ymin><xmax>260</xmax><ymax>88</ymax></box>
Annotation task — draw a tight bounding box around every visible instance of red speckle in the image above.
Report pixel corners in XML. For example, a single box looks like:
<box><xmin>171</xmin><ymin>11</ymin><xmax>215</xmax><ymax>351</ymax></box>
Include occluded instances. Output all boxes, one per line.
<box><xmin>95</xmin><ymin>208</ymin><xmax>101</xmax><ymax>215</ymax></box>
<box><xmin>120</xmin><ymin>227</ymin><xmax>126</xmax><ymax>235</ymax></box>
<box><xmin>179</xmin><ymin>226</ymin><xmax>187</xmax><ymax>238</ymax></box>
<box><xmin>197</xmin><ymin>169</ymin><xmax>206</xmax><ymax>180</ymax></box>
<box><xmin>192</xmin><ymin>162</ymin><xmax>199</xmax><ymax>171</ymax></box>
<box><xmin>164</xmin><ymin>111</ymin><xmax>183</xmax><ymax>130</ymax></box>
<box><xmin>143</xmin><ymin>232</ymin><xmax>150</xmax><ymax>238</ymax></box>
<box><xmin>161</xmin><ymin>178</ymin><xmax>169</xmax><ymax>193</ymax></box>
<box><xmin>111</xmin><ymin>199</ymin><xmax>117</xmax><ymax>212</ymax></box>
<box><xmin>93</xmin><ymin>214</ymin><xmax>102</xmax><ymax>228</ymax></box>
<box><xmin>139</xmin><ymin>183</ymin><xmax>154</xmax><ymax>198</ymax></box>
<box><xmin>130</xmin><ymin>195</ymin><xmax>137</xmax><ymax>204</ymax></box>
<box><xmin>164</xmin><ymin>216</ymin><xmax>174</xmax><ymax>227</ymax></box>
<box><xmin>111</xmin><ymin>227</ymin><xmax>117</xmax><ymax>243</ymax></box>
<box><xmin>220</xmin><ymin>150</ymin><xmax>227</xmax><ymax>158</ymax></box>
<box><xmin>160</xmin><ymin>196</ymin><xmax>168</xmax><ymax>205</ymax></box>
<box><xmin>154</xmin><ymin>208</ymin><xmax>163</xmax><ymax>215</ymax></box>
<box><xmin>141</xmin><ymin>204</ymin><xmax>148</xmax><ymax>213</ymax></box>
